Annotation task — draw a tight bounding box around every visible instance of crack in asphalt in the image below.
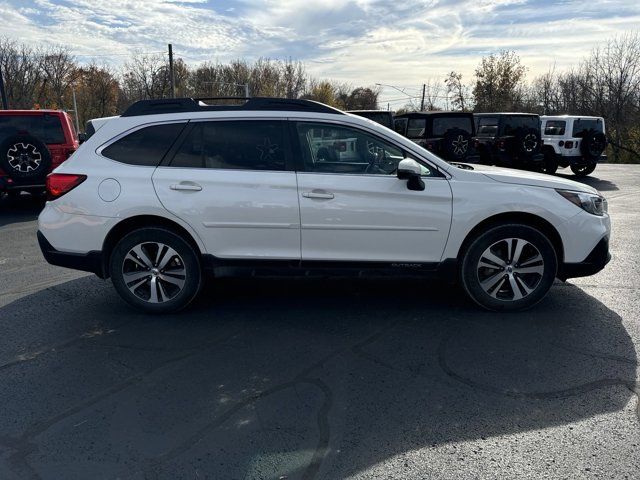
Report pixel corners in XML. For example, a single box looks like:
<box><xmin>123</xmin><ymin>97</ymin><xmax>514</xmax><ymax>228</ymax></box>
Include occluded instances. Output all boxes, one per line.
<box><xmin>142</xmin><ymin>321</ymin><xmax>399</xmax><ymax>480</ymax></box>
<box><xmin>436</xmin><ymin>328</ymin><xmax>639</xmax><ymax>401</ymax></box>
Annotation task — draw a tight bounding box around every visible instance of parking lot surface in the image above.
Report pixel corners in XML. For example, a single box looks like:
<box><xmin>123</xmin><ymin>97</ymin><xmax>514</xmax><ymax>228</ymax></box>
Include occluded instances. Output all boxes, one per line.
<box><xmin>0</xmin><ymin>164</ymin><xmax>638</xmax><ymax>480</ymax></box>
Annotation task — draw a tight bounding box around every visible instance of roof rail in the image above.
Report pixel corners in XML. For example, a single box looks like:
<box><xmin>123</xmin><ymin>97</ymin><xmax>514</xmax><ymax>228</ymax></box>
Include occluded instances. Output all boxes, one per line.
<box><xmin>121</xmin><ymin>97</ymin><xmax>344</xmax><ymax>117</ymax></box>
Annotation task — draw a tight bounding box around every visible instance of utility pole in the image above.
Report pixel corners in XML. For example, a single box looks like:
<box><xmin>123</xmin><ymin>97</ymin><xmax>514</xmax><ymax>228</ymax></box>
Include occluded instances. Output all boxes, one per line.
<box><xmin>71</xmin><ymin>87</ymin><xmax>80</xmax><ymax>133</ymax></box>
<box><xmin>168</xmin><ymin>43</ymin><xmax>175</xmax><ymax>98</ymax></box>
<box><xmin>420</xmin><ymin>83</ymin><xmax>426</xmax><ymax>111</ymax></box>
<box><xmin>244</xmin><ymin>83</ymin><xmax>249</xmax><ymax>98</ymax></box>
<box><xmin>0</xmin><ymin>62</ymin><xmax>8</xmax><ymax>109</ymax></box>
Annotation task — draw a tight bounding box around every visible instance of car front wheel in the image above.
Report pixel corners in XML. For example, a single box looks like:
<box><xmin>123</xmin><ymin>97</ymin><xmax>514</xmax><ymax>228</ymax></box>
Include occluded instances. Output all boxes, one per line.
<box><xmin>461</xmin><ymin>224</ymin><xmax>557</xmax><ymax>311</ymax></box>
<box><xmin>110</xmin><ymin>227</ymin><xmax>202</xmax><ymax>313</ymax></box>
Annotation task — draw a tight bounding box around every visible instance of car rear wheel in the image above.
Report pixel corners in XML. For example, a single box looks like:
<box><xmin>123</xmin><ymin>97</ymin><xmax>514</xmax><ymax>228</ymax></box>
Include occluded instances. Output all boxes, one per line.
<box><xmin>570</xmin><ymin>164</ymin><xmax>596</xmax><ymax>177</ymax></box>
<box><xmin>110</xmin><ymin>227</ymin><xmax>202</xmax><ymax>313</ymax></box>
<box><xmin>461</xmin><ymin>224</ymin><xmax>557</xmax><ymax>311</ymax></box>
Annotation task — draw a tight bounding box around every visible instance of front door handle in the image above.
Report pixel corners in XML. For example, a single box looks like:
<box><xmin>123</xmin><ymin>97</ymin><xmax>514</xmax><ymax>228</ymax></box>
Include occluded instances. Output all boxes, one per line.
<box><xmin>302</xmin><ymin>190</ymin><xmax>334</xmax><ymax>199</ymax></box>
<box><xmin>170</xmin><ymin>182</ymin><xmax>202</xmax><ymax>192</ymax></box>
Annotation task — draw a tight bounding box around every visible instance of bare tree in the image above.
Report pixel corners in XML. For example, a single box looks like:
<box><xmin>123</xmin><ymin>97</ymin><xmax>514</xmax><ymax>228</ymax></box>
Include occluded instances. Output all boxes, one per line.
<box><xmin>445</xmin><ymin>71</ymin><xmax>471</xmax><ymax>111</ymax></box>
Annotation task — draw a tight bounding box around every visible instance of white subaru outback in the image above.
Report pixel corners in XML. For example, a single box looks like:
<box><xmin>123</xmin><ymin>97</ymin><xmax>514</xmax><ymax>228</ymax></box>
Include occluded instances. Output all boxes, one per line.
<box><xmin>38</xmin><ymin>98</ymin><xmax>611</xmax><ymax>313</ymax></box>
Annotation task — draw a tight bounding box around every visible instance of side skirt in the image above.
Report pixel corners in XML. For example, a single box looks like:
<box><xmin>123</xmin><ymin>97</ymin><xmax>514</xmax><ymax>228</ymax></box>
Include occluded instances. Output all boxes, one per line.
<box><xmin>202</xmin><ymin>255</ymin><xmax>458</xmax><ymax>283</ymax></box>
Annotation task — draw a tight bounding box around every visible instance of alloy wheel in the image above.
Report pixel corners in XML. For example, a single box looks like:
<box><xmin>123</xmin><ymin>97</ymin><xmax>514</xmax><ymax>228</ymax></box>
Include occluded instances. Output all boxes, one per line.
<box><xmin>7</xmin><ymin>143</ymin><xmax>42</xmax><ymax>173</ymax></box>
<box><xmin>122</xmin><ymin>242</ymin><xmax>187</xmax><ymax>303</ymax></box>
<box><xmin>476</xmin><ymin>237</ymin><xmax>544</xmax><ymax>301</ymax></box>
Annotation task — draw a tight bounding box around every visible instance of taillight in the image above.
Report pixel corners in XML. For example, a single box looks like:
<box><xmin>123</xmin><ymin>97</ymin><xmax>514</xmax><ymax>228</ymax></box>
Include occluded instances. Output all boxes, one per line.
<box><xmin>474</xmin><ymin>139</ymin><xmax>480</xmax><ymax>149</ymax></box>
<box><xmin>426</xmin><ymin>142</ymin><xmax>434</xmax><ymax>150</ymax></box>
<box><xmin>497</xmin><ymin>140</ymin><xmax>505</xmax><ymax>149</ymax></box>
<box><xmin>46</xmin><ymin>174</ymin><xmax>86</xmax><ymax>200</ymax></box>
<box><xmin>565</xmin><ymin>141</ymin><xmax>574</xmax><ymax>149</ymax></box>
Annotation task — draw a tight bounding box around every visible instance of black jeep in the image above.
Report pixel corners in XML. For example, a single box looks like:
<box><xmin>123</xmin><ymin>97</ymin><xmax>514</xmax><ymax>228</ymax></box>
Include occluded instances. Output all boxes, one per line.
<box><xmin>393</xmin><ymin>111</ymin><xmax>479</xmax><ymax>163</ymax></box>
<box><xmin>347</xmin><ymin>110</ymin><xmax>395</xmax><ymax>130</ymax></box>
<box><xmin>473</xmin><ymin>113</ymin><xmax>543</xmax><ymax>169</ymax></box>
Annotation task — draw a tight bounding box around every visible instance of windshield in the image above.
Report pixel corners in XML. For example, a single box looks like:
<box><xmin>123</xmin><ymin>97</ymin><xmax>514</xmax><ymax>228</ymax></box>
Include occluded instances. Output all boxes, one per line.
<box><xmin>0</xmin><ymin>114</ymin><xmax>66</xmax><ymax>144</ymax></box>
<box><xmin>503</xmin><ymin>116</ymin><xmax>539</xmax><ymax>135</ymax></box>
<box><xmin>432</xmin><ymin>116</ymin><xmax>473</xmax><ymax>136</ymax></box>
<box><xmin>573</xmin><ymin>118</ymin><xmax>604</xmax><ymax>137</ymax></box>
<box><xmin>350</xmin><ymin>111</ymin><xmax>393</xmax><ymax>129</ymax></box>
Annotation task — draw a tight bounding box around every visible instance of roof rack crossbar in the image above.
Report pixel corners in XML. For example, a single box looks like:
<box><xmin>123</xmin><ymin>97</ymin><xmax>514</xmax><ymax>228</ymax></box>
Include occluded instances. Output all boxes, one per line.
<box><xmin>121</xmin><ymin>97</ymin><xmax>344</xmax><ymax>117</ymax></box>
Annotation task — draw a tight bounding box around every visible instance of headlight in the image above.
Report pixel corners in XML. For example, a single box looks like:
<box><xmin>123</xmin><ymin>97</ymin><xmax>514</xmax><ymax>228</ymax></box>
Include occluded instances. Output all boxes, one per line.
<box><xmin>556</xmin><ymin>189</ymin><xmax>608</xmax><ymax>216</ymax></box>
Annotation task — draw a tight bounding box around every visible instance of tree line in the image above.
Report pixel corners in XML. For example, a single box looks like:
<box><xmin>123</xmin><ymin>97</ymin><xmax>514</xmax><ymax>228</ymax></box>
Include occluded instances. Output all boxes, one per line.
<box><xmin>1</xmin><ymin>32</ymin><xmax>638</xmax><ymax>162</ymax></box>
<box><xmin>0</xmin><ymin>38</ymin><xmax>380</xmax><ymax>126</ymax></box>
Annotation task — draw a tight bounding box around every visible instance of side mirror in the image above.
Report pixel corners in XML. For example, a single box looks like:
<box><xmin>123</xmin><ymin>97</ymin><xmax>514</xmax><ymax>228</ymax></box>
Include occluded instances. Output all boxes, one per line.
<box><xmin>397</xmin><ymin>159</ymin><xmax>425</xmax><ymax>191</ymax></box>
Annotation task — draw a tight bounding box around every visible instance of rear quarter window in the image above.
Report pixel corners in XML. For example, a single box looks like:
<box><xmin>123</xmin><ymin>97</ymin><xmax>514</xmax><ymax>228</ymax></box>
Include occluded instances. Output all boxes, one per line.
<box><xmin>475</xmin><ymin>117</ymin><xmax>498</xmax><ymax>136</ymax></box>
<box><xmin>406</xmin><ymin>118</ymin><xmax>426</xmax><ymax>138</ymax></box>
<box><xmin>101</xmin><ymin>123</ymin><xmax>186</xmax><ymax>166</ymax></box>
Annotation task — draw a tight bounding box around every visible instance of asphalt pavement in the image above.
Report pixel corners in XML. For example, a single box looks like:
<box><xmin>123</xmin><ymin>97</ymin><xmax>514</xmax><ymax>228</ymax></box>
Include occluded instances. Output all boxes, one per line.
<box><xmin>0</xmin><ymin>164</ymin><xmax>638</xmax><ymax>480</ymax></box>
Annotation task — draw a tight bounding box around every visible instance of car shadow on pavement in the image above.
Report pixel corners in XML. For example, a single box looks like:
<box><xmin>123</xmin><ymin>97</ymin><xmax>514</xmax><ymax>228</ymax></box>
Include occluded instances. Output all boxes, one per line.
<box><xmin>0</xmin><ymin>276</ymin><xmax>636</xmax><ymax>479</ymax></box>
<box><xmin>557</xmin><ymin>172</ymin><xmax>619</xmax><ymax>192</ymax></box>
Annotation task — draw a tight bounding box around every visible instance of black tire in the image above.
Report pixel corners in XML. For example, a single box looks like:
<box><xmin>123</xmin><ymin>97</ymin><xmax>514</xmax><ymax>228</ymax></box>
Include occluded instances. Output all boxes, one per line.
<box><xmin>570</xmin><ymin>164</ymin><xmax>596</xmax><ymax>177</ymax></box>
<box><xmin>109</xmin><ymin>227</ymin><xmax>202</xmax><ymax>313</ymax></box>
<box><xmin>541</xmin><ymin>150</ymin><xmax>559</xmax><ymax>175</ymax></box>
<box><xmin>580</xmin><ymin>129</ymin><xmax>607</xmax><ymax>160</ymax></box>
<box><xmin>460</xmin><ymin>224</ymin><xmax>557</xmax><ymax>311</ymax></box>
<box><xmin>0</xmin><ymin>135</ymin><xmax>52</xmax><ymax>181</ymax></box>
<box><xmin>442</xmin><ymin>128</ymin><xmax>472</xmax><ymax>161</ymax></box>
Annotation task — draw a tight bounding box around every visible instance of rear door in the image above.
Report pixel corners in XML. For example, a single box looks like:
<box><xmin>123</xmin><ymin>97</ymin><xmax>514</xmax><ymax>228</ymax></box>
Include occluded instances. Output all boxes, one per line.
<box><xmin>152</xmin><ymin>119</ymin><xmax>301</xmax><ymax>260</ymax></box>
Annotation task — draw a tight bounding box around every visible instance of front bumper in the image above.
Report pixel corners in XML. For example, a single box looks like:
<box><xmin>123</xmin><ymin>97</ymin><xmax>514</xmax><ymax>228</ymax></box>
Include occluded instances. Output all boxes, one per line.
<box><xmin>558</xmin><ymin>237</ymin><xmax>611</xmax><ymax>280</ymax></box>
<box><xmin>37</xmin><ymin>231</ymin><xmax>105</xmax><ymax>278</ymax></box>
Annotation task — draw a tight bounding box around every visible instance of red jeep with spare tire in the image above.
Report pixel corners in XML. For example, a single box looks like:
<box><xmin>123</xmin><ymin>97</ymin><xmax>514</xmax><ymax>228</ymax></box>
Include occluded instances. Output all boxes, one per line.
<box><xmin>0</xmin><ymin>110</ymin><xmax>79</xmax><ymax>197</ymax></box>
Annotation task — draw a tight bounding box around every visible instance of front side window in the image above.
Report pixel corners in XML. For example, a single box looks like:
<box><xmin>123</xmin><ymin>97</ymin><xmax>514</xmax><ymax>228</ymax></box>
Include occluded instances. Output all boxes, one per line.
<box><xmin>572</xmin><ymin>118</ymin><xmax>603</xmax><ymax>137</ymax></box>
<box><xmin>432</xmin><ymin>116</ymin><xmax>473</xmax><ymax>136</ymax></box>
<box><xmin>296</xmin><ymin>122</ymin><xmax>405</xmax><ymax>175</ymax></box>
<box><xmin>170</xmin><ymin>120</ymin><xmax>286</xmax><ymax>171</ymax></box>
<box><xmin>544</xmin><ymin>120</ymin><xmax>566</xmax><ymax>136</ymax></box>
<box><xmin>475</xmin><ymin>116</ymin><xmax>498</xmax><ymax>136</ymax></box>
<box><xmin>503</xmin><ymin>116</ymin><xmax>539</xmax><ymax>135</ymax></box>
<box><xmin>102</xmin><ymin>123</ymin><xmax>185</xmax><ymax>166</ymax></box>
<box><xmin>406</xmin><ymin>118</ymin><xmax>426</xmax><ymax>138</ymax></box>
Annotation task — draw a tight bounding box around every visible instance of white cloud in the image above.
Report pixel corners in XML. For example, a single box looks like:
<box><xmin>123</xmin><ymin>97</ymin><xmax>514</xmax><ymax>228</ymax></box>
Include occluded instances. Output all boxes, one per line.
<box><xmin>1</xmin><ymin>0</ymin><xmax>639</xmax><ymax>106</ymax></box>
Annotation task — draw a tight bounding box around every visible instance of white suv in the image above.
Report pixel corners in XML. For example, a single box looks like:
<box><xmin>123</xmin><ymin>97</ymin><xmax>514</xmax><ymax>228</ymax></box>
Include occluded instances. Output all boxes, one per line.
<box><xmin>541</xmin><ymin>115</ymin><xmax>607</xmax><ymax>177</ymax></box>
<box><xmin>38</xmin><ymin>98</ymin><xmax>611</xmax><ymax>313</ymax></box>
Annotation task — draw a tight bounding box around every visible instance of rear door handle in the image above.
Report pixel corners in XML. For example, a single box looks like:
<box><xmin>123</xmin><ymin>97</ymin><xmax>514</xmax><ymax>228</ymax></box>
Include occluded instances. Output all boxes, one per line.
<box><xmin>302</xmin><ymin>190</ymin><xmax>334</xmax><ymax>199</ymax></box>
<box><xmin>170</xmin><ymin>182</ymin><xmax>202</xmax><ymax>192</ymax></box>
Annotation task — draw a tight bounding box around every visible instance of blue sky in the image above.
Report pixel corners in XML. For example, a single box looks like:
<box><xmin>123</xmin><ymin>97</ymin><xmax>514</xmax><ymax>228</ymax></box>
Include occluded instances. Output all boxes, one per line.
<box><xmin>1</xmin><ymin>0</ymin><xmax>639</xmax><ymax>107</ymax></box>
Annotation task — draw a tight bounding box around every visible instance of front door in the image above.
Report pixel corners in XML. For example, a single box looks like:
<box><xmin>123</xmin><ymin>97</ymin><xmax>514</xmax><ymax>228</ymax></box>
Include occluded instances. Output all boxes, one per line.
<box><xmin>293</xmin><ymin>121</ymin><xmax>452</xmax><ymax>264</ymax></box>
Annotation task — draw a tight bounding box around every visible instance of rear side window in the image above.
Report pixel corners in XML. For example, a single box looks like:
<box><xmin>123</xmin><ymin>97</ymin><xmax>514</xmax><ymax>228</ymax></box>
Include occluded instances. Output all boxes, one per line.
<box><xmin>0</xmin><ymin>114</ymin><xmax>66</xmax><ymax>144</ymax></box>
<box><xmin>406</xmin><ymin>118</ymin><xmax>426</xmax><ymax>138</ymax></box>
<box><xmin>544</xmin><ymin>120</ymin><xmax>566</xmax><ymax>136</ymax></box>
<box><xmin>102</xmin><ymin>123</ymin><xmax>185</xmax><ymax>166</ymax></box>
<box><xmin>170</xmin><ymin>120</ymin><xmax>286</xmax><ymax>171</ymax></box>
<box><xmin>573</xmin><ymin>119</ymin><xmax>603</xmax><ymax>137</ymax></box>
<box><xmin>432</xmin><ymin>116</ymin><xmax>473</xmax><ymax>136</ymax></box>
<box><xmin>475</xmin><ymin>117</ymin><xmax>498</xmax><ymax>136</ymax></box>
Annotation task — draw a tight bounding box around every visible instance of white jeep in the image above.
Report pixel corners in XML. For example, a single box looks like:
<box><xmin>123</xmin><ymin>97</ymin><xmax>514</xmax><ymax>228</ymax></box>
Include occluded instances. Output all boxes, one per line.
<box><xmin>540</xmin><ymin>115</ymin><xmax>607</xmax><ymax>177</ymax></box>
